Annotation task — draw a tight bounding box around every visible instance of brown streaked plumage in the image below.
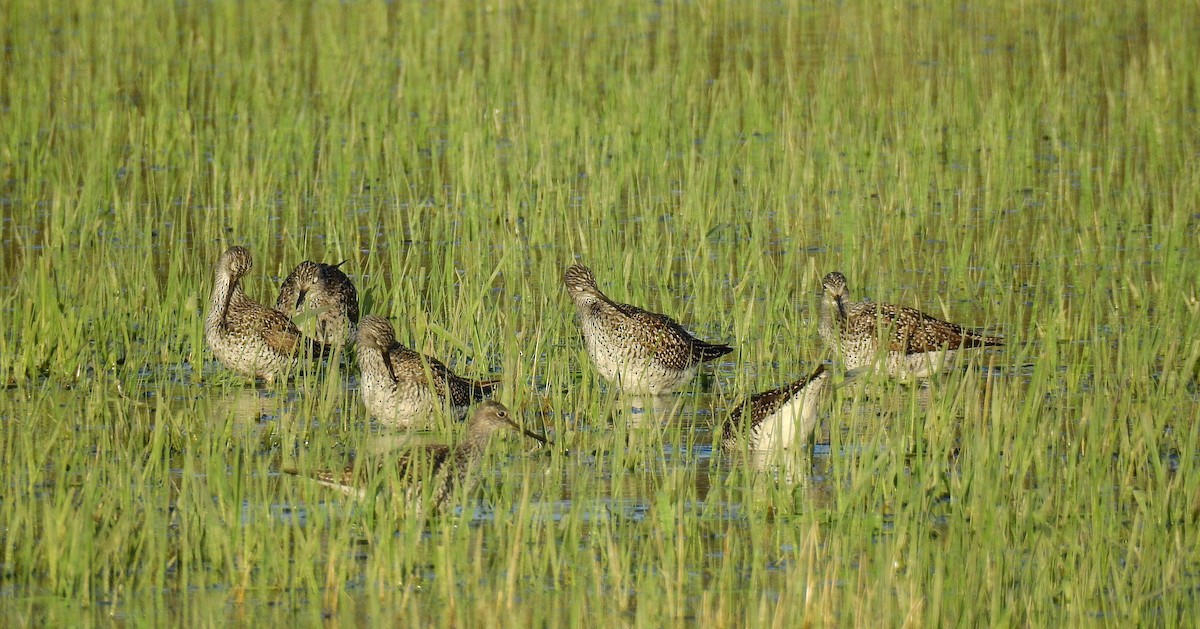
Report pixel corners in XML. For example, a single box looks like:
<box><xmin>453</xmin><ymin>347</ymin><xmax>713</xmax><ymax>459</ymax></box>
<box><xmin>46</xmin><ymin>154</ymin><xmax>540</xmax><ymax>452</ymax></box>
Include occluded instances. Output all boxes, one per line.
<box><xmin>284</xmin><ymin>401</ymin><xmax>547</xmax><ymax>516</ymax></box>
<box><xmin>818</xmin><ymin>271</ymin><xmax>1003</xmax><ymax>380</ymax></box>
<box><xmin>205</xmin><ymin>246</ymin><xmax>319</xmax><ymax>382</ymax></box>
<box><xmin>356</xmin><ymin>315</ymin><xmax>500</xmax><ymax>428</ymax></box>
<box><xmin>721</xmin><ymin>364</ymin><xmax>832</xmax><ymax>453</ymax></box>
<box><xmin>276</xmin><ymin>260</ymin><xmax>360</xmax><ymax>347</ymax></box>
<box><xmin>563</xmin><ymin>264</ymin><xmax>734</xmax><ymax>395</ymax></box>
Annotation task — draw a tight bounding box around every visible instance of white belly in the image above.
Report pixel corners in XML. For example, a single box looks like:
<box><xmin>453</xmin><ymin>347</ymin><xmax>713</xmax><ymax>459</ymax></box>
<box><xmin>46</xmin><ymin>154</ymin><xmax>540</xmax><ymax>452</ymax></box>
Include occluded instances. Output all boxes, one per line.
<box><xmin>749</xmin><ymin>390</ymin><xmax>821</xmax><ymax>452</ymax></box>
<box><xmin>359</xmin><ymin>366</ymin><xmax>439</xmax><ymax>428</ymax></box>
<box><xmin>840</xmin><ymin>335</ymin><xmax>960</xmax><ymax>381</ymax></box>
<box><xmin>580</xmin><ymin>319</ymin><xmax>695</xmax><ymax>394</ymax></box>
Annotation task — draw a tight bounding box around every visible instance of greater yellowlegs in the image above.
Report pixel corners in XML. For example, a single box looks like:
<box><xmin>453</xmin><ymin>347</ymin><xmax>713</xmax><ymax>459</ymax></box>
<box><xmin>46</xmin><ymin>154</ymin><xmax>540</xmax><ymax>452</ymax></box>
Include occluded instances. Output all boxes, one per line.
<box><xmin>356</xmin><ymin>314</ymin><xmax>500</xmax><ymax>427</ymax></box>
<box><xmin>563</xmin><ymin>264</ymin><xmax>733</xmax><ymax>394</ymax></box>
<box><xmin>285</xmin><ymin>401</ymin><xmax>546</xmax><ymax>515</ymax></box>
<box><xmin>818</xmin><ymin>271</ymin><xmax>1003</xmax><ymax>380</ymax></box>
<box><xmin>205</xmin><ymin>246</ymin><xmax>318</xmax><ymax>382</ymax></box>
<box><xmin>275</xmin><ymin>260</ymin><xmax>360</xmax><ymax>346</ymax></box>
<box><xmin>721</xmin><ymin>364</ymin><xmax>832</xmax><ymax>453</ymax></box>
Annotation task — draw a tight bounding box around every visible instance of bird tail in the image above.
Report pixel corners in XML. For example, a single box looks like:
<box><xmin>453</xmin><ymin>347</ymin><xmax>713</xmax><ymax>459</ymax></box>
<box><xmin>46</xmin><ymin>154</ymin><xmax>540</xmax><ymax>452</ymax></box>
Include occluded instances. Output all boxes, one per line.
<box><xmin>471</xmin><ymin>378</ymin><xmax>502</xmax><ymax>401</ymax></box>
<box><xmin>695</xmin><ymin>341</ymin><xmax>735</xmax><ymax>363</ymax></box>
<box><xmin>960</xmin><ymin>331</ymin><xmax>1004</xmax><ymax>349</ymax></box>
<box><xmin>305</xmin><ymin>337</ymin><xmax>334</xmax><ymax>358</ymax></box>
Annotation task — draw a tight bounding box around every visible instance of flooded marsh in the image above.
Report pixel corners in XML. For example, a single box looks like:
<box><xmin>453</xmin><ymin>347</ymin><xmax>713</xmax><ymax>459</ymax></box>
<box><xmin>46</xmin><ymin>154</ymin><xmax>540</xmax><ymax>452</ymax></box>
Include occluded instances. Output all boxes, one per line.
<box><xmin>2</xmin><ymin>0</ymin><xmax>1199</xmax><ymax>625</ymax></box>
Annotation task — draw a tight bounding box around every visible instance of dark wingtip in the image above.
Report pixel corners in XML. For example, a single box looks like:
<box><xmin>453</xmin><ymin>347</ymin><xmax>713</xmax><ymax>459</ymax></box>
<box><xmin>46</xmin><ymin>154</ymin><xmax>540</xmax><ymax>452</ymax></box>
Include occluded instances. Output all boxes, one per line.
<box><xmin>720</xmin><ymin>396</ymin><xmax>751</xmax><ymax>447</ymax></box>
<box><xmin>472</xmin><ymin>378</ymin><xmax>503</xmax><ymax>399</ymax></box>
<box><xmin>725</xmin><ymin>398</ymin><xmax>746</xmax><ymax>423</ymax></box>
<box><xmin>700</xmin><ymin>342</ymin><xmax>735</xmax><ymax>361</ymax></box>
<box><xmin>308</xmin><ymin>338</ymin><xmax>333</xmax><ymax>358</ymax></box>
<box><xmin>960</xmin><ymin>333</ymin><xmax>1005</xmax><ymax>349</ymax></box>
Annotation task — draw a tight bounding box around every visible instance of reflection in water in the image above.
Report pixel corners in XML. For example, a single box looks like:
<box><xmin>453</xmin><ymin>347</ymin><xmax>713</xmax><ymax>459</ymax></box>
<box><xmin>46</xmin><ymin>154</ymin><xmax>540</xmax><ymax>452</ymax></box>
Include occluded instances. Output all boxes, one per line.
<box><xmin>729</xmin><ymin>448</ymin><xmax>839</xmax><ymax>512</ymax></box>
<box><xmin>268</xmin><ymin>361</ymin><xmax>1008</xmax><ymax>535</ymax></box>
<box><xmin>207</xmin><ymin>388</ymin><xmax>293</xmax><ymax>433</ymax></box>
<box><xmin>745</xmin><ymin>448</ymin><xmax>810</xmax><ymax>482</ymax></box>
<box><xmin>621</xmin><ymin>393</ymin><xmax>686</xmax><ymax>427</ymax></box>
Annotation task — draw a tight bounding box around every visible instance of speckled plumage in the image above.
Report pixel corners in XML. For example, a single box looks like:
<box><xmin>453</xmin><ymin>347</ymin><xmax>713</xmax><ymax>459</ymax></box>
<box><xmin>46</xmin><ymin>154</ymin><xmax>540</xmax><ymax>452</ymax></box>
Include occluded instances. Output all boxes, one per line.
<box><xmin>818</xmin><ymin>271</ymin><xmax>1003</xmax><ymax>380</ymax></box>
<box><xmin>275</xmin><ymin>260</ymin><xmax>360</xmax><ymax>346</ymax></box>
<box><xmin>721</xmin><ymin>364</ymin><xmax>831</xmax><ymax>452</ymax></box>
<box><xmin>563</xmin><ymin>264</ymin><xmax>734</xmax><ymax>395</ymax></box>
<box><xmin>205</xmin><ymin>246</ymin><xmax>311</xmax><ymax>382</ymax></box>
<box><xmin>284</xmin><ymin>401</ymin><xmax>546</xmax><ymax>515</ymax></box>
<box><xmin>356</xmin><ymin>315</ymin><xmax>500</xmax><ymax>427</ymax></box>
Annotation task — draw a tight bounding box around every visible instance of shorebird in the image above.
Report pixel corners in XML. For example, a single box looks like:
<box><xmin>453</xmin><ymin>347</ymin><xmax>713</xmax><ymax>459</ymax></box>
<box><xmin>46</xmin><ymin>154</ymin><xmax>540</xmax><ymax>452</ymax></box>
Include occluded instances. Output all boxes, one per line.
<box><xmin>356</xmin><ymin>314</ymin><xmax>501</xmax><ymax>427</ymax></box>
<box><xmin>721</xmin><ymin>364</ymin><xmax>833</xmax><ymax>453</ymax></box>
<box><xmin>563</xmin><ymin>264</ymin><xmax>734</xmax><ymax>395</ymax></box>
<box><xmin>205</xmin><ymin>246</ymin><xmax>320</xmax><ymax>382</ymax></box>
<box><xmin>275</xmin><ymin>260</ymin><xmax>360</xmax><ymax>346</ymax></box>
<box><xmin>818</xmin><ymin>271</ymin><xmax>1003</xmax><ymax>380</ymax></box>
<box><xmin>284</xmin><ymin>401</ymin><xmax>547</xmax><ymax>516</ymax></box>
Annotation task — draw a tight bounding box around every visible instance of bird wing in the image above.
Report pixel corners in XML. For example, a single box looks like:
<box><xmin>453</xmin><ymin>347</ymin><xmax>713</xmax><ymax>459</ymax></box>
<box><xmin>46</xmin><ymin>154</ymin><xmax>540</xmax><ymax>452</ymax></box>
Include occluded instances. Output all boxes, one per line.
<box><xmin>856</xmin><ymin>302</ymin><xmax>1002</xmax><ymax>354</ymax></box>
<box><xmin>394</xmin><ymin>346</ymin><xmax>496</xmax><ymax>408</ymax></box>
<box><xmin>316</xmin><ymin>264</ymin><xmax>360</xmax><ymax>323</ymax></box>
<box><xmin>288</xmin><ymin>442</ymin><xmax>455</xmax><ymax>498</ymax></box>
<box><xmin>610</xmin><ymin>301</ymin><xmax>732</xmax><ymax>370</ymax></box>
<box><xmin>258</xmin><ymin>308</ymin><xmax>304</xmax><ymax>356</ymax></box>
<box><xmin>309</xmin><ymin>463</ymin><xmax>359</xmax><ymax>487</ymax></box>
<box><xmin>725</xmin><ymin>365</ymin><xmax>825</xmax><ymax>440</ymax></box>
<box><xmin>393</xmin><ymin>444</ymin><xmax>454</xmax><ymax>481</ymax></box>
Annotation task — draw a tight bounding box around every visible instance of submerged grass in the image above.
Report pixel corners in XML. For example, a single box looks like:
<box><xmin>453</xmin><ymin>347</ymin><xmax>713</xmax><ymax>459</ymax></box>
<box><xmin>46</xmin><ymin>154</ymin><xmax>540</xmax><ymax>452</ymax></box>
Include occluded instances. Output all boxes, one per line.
<box><xmin>2</xmin><ymin>0</ymin><xmax>1199</xmax><ymax>624</ymax></box>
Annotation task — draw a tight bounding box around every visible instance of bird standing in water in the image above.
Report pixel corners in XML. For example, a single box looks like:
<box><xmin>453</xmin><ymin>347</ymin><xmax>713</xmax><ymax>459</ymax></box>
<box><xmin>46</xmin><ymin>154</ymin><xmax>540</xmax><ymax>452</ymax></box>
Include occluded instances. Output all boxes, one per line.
<box><xmin>285</xmin><ymin>401</ymin><xmax>547</xmax><ymax>516</ymax></box>
<box><xmin>356</xmin><ymin>315</ymin><xmax>500</xmax><ymax>428</ymax></box>
<box><xmin>818</xmin><ymin>271</ymin><xmax>1003</xmax><ymax>380</ymax></box>
<box><xmin>275</xmin><ymin>260</ymin><xmax>360</xmax><ymax>347</ymax></box>
<box><xmin>721</xmin><ymin>364</ymin><xmax>833</xmax><ymax>453</ymax></box>
<box><xmin>205</xmin><ymin>246</ymin><xmax>320</xmax><ymax>382</ymax></box>
<box><xmin>563</xmin><ymin>264</ymin><xmax>734</xmax><ymax>395</ymax></box>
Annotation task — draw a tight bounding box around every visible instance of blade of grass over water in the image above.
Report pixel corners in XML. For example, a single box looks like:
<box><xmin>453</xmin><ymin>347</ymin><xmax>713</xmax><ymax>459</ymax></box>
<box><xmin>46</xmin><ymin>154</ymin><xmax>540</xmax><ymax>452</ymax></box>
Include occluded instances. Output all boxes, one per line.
<box><xmin>2</xmin><ymin>0</ymin><xmax>1199</xmax><ymax>625</ymax></box>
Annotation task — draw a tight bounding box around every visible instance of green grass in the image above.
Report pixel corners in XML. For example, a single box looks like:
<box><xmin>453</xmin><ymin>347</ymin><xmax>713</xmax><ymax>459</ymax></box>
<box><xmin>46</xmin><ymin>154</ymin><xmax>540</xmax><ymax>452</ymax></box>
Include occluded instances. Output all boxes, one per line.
<box><xmin>2</xmin><ymin>0</ymin><xmax>1199</xmax><ymax>625</ymax></box>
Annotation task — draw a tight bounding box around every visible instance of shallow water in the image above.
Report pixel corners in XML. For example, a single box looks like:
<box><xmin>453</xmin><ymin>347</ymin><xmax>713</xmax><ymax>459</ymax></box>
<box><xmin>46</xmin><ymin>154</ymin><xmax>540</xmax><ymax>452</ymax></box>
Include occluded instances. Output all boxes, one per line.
<box><xmin>0</xmin><ymin>340</ymin><xmax>1182</xmax><ymax>626</ymax></box>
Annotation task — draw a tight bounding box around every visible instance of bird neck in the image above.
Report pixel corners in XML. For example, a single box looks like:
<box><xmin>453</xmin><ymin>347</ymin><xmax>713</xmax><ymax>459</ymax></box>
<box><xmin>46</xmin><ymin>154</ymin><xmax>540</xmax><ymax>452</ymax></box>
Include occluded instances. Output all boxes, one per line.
<box><xmin>207</xmin><ymin>272</ymin><xmax>245</xmax><ymax>328</ymax></box>
<box><xmin>451</xmin><ymin>438</ymin><xmax>487</xmax><ymax>471</ymax></box>
<box><xmin>800</xmin><ymin>378</ymin><xmax>826</xmax><ymax>419</ymax></box>
<box><xmin>819</xmin><ymin>292</ymin><xmax>846</xmax><ymax>330</ymax></box>
<box><xmin>570</xmin><ymin>290</ymin><xmax>603</xmax><ymax>310</ymax></box>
